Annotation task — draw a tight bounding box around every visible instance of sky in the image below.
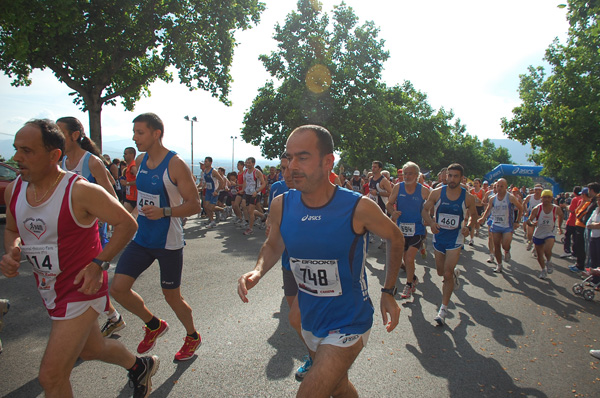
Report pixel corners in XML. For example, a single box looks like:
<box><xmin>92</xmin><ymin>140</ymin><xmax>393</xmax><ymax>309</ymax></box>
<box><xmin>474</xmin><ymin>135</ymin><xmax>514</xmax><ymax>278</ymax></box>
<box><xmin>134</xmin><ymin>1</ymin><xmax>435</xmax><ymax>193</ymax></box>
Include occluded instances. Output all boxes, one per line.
<box><xmin>0</xmin><ymin>0</ymin><xmax>569</xmax><ymax>168</ymax></box>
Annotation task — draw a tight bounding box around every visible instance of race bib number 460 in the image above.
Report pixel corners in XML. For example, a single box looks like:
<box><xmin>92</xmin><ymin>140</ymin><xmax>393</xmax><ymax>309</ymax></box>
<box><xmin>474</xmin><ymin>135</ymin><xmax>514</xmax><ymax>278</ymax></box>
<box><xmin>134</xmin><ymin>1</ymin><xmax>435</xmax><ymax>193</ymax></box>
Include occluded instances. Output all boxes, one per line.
<box><xmin>438</xmin><ymin>213</ymin><xmax>460</xmax><ymax>230</ymax></box>
<box><xmin>290</xmin><ymin>258</ymin><xmax>342</xmax><ymax>297</ymax></box>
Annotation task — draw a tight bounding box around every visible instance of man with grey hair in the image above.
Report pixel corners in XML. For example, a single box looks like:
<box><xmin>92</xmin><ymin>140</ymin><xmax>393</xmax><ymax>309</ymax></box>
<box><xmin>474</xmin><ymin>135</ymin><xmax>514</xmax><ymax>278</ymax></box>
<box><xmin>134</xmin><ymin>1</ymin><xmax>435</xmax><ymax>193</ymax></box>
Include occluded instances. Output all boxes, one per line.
<box><xmin>387</xmin><ymin>161</ymin><xmax>430</xmax><ymax>299</ymax></box>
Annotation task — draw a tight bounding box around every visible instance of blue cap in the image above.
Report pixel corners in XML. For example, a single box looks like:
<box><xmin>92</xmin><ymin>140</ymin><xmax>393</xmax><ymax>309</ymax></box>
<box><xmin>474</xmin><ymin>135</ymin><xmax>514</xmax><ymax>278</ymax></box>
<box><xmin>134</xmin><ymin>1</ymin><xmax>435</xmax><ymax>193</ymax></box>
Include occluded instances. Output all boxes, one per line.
<box><xmin>582</xmin><ymin>187</ymin><xmax>589</xmax><ymax>196</ymax></box>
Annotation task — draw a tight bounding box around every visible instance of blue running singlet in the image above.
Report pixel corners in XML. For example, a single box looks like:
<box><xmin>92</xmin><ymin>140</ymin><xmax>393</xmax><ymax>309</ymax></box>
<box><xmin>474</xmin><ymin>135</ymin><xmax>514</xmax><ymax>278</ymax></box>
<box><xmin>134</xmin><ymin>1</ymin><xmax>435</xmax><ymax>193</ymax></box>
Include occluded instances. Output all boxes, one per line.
<box><xmin>395</xmin><ymin>182</ymin><xmax>426</xmax><ymax>237</ymax></box>
<box><xmin>134</xmin><ymin>151</ymin><xmax>184</xmax><ymax>250</ymax></box>
<box><xmin>433</xmin><ymin>186</ymin><xmax>467</xmax><ymax>253</ymax></box>
<box><xmin>280</xmin><ymin>186</ymin><xmax>373</xmax><ymax>338</ymax></box>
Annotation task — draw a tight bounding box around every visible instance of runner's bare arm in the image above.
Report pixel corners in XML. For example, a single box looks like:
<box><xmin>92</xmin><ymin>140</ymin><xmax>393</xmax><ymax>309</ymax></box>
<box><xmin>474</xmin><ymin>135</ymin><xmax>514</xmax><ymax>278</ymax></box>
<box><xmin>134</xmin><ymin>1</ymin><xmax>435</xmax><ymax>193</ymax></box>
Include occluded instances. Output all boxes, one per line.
<box><xmin>557</xmin><ymin>205</ymin><xmax>564</xmax><ymax>234</ymax></box>
<box><xmin>238</xmin><ymin>196</ymin><xmax>286</xmax><ymax>303</ymax></box>
<box><xmin>465</xmin><ymin>194</ymin><xmax>478</xmax><ymax>230</ymax></box>
<box><xmin>213</xmin><ymin>168</ymin><xmax>226</xmax><ymax>193</ymax></box>
<box><xmin>381</xmin><ymin>177</ymin><xmax>393</xmax><ymax>197</ymax></box>
<box><xmin>421</xmin><ymin>188</ymin><xmax>441</xmax><ymax>234</ymax></box>
<box><xmin>141</xmin><ymin>155</ymin><xmax>201</xmax><ymax>220</ymax></box>
<box><xmin>510</xmin><ymin>194</ymin><xmax>523</xmax><ymax>225</ymax></box>
<box><xmin>421</xmin><ymin>185</ymin><xmax>431</xmax><ymax>201</ymax></box>
<box><xmin>333</xmin><ymin>175</ymin><xmax>342</xmax><ymax>186</ymax></box>
<box><xmin>527</xmin><ymin>206</ymin><xmax>540</xmax><ymax>227</ymax></box>
<box><xmin>254</xmin><ymin>170</ymin><xmax>266</xmax><ymax>195</ymax></box>
<box><xmin>353</xmin><ymin>197</ymin><xmax>403</xmax><ymax>332</ymax></box>
<box><xmin>72</xmin><ymin>180</ymin><xmax>137</xmax><ymax>259</ymax></box>
<box><xmin>386</xmin><ymin>184</ymin><xmax>400</xmax><ymax>221</ymax></box>
<box><xmin>1</xmin><ymin>180</ymin><xmax>22</xmax><ymax>278</ymax></box>
<box><xmin>70</xmin><ymin>179</ymin><xmax>138</xmax><ymax>293</ymax></box>
<box><xmin>89</xmin><ymin>155</ymin><xmax>116</xmax><ymax>198</ymax></box>
<box><xmin>479</xmin><ymin>197</ymin><xmax>493</xmax><ymax>224</ymax></box>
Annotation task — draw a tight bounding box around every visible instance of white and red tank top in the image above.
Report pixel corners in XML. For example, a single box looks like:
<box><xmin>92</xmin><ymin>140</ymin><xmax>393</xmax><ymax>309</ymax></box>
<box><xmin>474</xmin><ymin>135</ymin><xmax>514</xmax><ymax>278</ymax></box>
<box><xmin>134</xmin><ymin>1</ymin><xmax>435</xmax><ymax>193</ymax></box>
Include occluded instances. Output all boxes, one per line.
<box><xmin>10</xmin><ymin>172</ymin><xmax>108</xmax><ymax>319</ymax></box>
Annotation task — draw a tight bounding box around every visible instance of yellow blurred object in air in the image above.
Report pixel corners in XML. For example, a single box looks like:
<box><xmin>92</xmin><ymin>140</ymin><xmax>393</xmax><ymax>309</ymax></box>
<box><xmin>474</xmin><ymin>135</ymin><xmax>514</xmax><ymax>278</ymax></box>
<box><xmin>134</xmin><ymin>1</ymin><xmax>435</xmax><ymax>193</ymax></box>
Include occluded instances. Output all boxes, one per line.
<box><xmin>305</xmin><ymin>64</ymin><xmax>332</xmax><ymax>94</ymax></box>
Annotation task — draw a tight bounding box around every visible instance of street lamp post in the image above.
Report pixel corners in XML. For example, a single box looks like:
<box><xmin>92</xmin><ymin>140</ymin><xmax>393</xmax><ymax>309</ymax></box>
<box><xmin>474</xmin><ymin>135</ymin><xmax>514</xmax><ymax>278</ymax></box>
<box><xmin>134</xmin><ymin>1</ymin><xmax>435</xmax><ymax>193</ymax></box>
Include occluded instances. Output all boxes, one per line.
<box><xmin>230</xmin><ymin>136</ymin><xmax>237</xmax><ymax>172</ymax></box>
<box><xmin>184</xmin><ymin>116</ymin><xmax>198</xmax><ymax>175</ymax></box>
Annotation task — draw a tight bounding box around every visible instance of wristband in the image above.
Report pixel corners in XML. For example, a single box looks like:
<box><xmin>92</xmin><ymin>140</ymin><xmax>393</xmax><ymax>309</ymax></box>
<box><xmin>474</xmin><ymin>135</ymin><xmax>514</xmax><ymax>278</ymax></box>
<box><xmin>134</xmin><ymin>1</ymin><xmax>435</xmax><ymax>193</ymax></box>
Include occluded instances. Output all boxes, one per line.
<box><xmin>381</xmin><ymin>287</ymin><xmax>397</xmax><ymax>296</ymax></box>
<box><xmin>92</xmin><ymin>258</ymin><xmax>110</xmax><ymax>271</ymax></box>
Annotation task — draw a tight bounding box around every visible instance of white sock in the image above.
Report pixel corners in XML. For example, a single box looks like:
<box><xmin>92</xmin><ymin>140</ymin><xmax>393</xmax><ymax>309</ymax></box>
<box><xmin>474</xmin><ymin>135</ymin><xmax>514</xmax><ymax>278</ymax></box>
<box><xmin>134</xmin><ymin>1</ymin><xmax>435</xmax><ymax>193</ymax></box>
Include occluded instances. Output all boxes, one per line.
<box><xmin>108</xmin><ymin>310</ymin><xmax>120</xmax><ymax>322</ymax></box>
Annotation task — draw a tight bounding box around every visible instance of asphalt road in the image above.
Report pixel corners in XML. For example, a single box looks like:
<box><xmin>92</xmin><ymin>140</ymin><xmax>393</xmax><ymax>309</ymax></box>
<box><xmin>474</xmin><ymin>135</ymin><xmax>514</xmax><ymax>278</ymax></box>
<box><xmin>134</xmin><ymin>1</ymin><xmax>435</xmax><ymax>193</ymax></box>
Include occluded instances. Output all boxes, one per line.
<box><xmin>0</xmin><ymin>214</ymin><xmax>599</xmax><ymax>398</ymax></box>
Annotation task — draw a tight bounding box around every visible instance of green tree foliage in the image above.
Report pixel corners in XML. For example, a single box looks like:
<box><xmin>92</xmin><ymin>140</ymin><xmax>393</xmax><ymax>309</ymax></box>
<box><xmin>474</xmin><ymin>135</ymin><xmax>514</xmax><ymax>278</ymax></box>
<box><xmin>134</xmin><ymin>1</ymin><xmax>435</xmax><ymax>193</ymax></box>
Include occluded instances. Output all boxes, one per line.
<box><xmin>244</xmin><ymin>0</ymin><xmax>514</xmax><ymax>180</ymax></box>
<box><xmin>241</xmin><ymin>0</ymin><xmax>389</xmax><ymax>158</ymax></box>
<box><xmin>501</xmin><ymin>0</ymin><xmax>600</xmax><ymax>185</ymax></box>
<box><xmin>341</xmin><ymin>84</ymin><xmax>513</xmax><ymax>179</ymax></box>
<box><xmin>0</xmin><ymin>0</ymin><xmax>265</xmax><ymax>149</ymax></box>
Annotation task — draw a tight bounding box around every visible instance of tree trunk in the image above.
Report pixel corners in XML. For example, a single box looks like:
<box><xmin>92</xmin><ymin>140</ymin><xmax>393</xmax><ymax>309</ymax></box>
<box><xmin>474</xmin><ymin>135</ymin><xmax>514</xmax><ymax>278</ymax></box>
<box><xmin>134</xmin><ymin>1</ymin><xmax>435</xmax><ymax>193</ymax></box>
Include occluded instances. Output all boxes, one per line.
<box><xmin>87</xmin><ymin>100</ymin><xmax>103</xmax><ymax>152</ymax></box>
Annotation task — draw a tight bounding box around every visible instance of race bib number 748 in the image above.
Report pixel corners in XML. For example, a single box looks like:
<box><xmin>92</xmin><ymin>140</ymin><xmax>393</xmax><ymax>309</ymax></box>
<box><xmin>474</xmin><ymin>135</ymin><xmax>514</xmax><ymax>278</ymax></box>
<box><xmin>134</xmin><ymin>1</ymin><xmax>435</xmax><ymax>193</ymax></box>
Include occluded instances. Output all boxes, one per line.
<box><xmin>290</xmin><ymin>257</ymin><xmax>342</xmax><ymax>297</ymax></box>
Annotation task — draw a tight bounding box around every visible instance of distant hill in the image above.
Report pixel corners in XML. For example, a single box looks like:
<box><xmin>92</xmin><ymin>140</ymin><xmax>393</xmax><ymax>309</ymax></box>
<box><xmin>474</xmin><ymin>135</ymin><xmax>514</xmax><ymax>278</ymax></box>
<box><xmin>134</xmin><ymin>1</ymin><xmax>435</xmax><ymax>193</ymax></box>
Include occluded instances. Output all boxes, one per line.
<box><xmin>489</xmin><ymin>139</ymin><xmax>534</xmax><ymax>165</ymax></box>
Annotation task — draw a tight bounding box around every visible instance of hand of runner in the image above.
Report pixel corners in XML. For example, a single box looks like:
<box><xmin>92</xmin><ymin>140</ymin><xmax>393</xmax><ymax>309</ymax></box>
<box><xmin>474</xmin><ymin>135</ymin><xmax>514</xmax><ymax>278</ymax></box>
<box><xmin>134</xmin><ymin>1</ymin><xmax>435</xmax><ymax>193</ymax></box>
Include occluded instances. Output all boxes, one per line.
<box><xmin>237</xmin><ymin>270</ymin><xmax>262</xmax><ymax>303</ymax></box>
<box><xmin>380</xmin><ymin>293</ymin><xmax>400</xmax><ymax>332</ymax></box>
<box><xmin>0</xmin><ymin>247</ymin><xmax>22</xmax><ymax>278</ymax></box>
<box><xmin>74</xmin><ymin>263</ymin><xmax>103</xmax><ymax>295</ymax></box>
<box><xmin>141</xmin><ymin>205</ymin><xmax>164</xmax><ymax>220</ymax></box>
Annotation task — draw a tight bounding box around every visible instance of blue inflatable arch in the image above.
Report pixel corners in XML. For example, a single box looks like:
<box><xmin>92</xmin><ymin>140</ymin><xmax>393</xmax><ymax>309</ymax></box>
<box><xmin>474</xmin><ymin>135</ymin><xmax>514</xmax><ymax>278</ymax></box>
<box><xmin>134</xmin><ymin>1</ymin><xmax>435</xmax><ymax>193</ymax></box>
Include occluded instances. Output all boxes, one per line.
<box><xmin>483</xmin><ymin>164</ymin><xmax>562</xmax><ymax>196</ymax></box>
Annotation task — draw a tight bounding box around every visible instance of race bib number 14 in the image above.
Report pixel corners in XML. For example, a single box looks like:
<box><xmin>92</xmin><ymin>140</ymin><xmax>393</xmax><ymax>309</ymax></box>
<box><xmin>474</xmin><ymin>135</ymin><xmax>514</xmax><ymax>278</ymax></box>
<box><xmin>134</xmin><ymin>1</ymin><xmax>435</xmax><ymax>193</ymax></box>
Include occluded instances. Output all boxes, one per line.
<box><xmin>21</xmin><ymin>244</ymin><xmax>60</xmax><ymax>275</ymax></box>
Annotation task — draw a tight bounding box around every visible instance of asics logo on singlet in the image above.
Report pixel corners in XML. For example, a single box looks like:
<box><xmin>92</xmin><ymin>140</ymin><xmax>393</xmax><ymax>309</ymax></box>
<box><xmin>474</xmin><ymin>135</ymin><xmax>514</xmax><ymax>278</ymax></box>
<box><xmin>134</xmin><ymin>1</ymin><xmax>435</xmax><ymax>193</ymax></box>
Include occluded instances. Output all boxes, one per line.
<box><xmin>139</xmin><ymin>169</ymin><xmax>148</xmax><ymax>174</ymax></box>
<box><xmin>301</xmin><ymin>214</ymin><xmax>321</xmax><ymax>222</ymax></box>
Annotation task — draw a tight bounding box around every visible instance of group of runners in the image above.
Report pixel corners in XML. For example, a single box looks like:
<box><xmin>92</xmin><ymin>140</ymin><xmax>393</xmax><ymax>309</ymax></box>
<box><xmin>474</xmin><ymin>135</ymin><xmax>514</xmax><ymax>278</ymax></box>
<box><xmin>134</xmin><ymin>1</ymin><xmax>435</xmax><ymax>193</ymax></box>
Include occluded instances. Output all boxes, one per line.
<box><xmin>1</xmin><ymin>114</ymin><xmax>200</xmax><ymax>397</ymax></box>
<box><xmin>2</xmin><ymin>117</ymin><xmax>599</xmax><ymax>397</ymax></box>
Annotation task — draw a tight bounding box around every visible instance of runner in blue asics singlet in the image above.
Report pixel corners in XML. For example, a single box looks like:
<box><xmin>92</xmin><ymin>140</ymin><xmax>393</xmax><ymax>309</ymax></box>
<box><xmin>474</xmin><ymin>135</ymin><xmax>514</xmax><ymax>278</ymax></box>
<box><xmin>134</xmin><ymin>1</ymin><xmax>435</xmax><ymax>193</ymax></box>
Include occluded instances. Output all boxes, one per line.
<box><xmin>238</xmin><ymin>125</ymin><xmax>404</xmax><ymax>397</ymax></box>
<box><xmin>432</xmin><ymin>185</ymin><xmax>467</xmax><ymax>253</ymax></box>
<box><xmin>422</xmin><ymin>163</ymin><xmax>477</xmax><ymax>326</ymax></box>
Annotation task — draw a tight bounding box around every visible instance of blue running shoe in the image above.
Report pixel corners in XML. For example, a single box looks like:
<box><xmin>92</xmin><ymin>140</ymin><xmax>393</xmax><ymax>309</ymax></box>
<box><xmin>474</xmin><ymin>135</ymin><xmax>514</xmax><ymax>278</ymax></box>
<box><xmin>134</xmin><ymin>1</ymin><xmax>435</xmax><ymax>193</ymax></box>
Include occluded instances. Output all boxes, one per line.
<box><xmin>569</xmin><ymin>265</ymin><xmax>581</xmax><ymax>273</ymax></box>
<box><xmin>295</xmin><ymin>355</ymin><xmax>313</xmax><ymax>381</ymax></box>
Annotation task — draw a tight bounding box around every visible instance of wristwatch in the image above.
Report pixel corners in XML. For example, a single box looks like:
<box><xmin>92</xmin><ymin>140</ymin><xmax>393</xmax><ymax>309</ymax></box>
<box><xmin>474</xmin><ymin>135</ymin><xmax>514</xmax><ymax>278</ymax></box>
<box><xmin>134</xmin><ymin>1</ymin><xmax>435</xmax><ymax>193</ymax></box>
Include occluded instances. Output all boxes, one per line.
<box><xmin>92</xmin><ymin>258</ymin><xmax>110</xmax><ymax>271</ymax></box>
<box><xmin>163</xmin><ymin>207</ymin><xmax>172</xmax><ymax>217</ymax></box>
<box><xmin>381</xmin><ymin>286</ymin><xmax>397</xmax><ymax>296</ymax></box>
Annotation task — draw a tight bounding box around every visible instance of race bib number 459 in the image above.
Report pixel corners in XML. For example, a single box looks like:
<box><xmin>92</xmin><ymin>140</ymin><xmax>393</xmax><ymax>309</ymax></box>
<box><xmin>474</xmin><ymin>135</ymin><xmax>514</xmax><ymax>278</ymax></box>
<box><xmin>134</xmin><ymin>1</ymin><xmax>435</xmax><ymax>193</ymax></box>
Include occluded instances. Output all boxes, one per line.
<box><xmin>137</xmin><ymin>191</ymin><xmax>160</xmax><ymax>216</ymax></box>
<box><xmin>290</xmin><ymin>258</ymin><xmax>342</xmax><ymax>297</ymax></box>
